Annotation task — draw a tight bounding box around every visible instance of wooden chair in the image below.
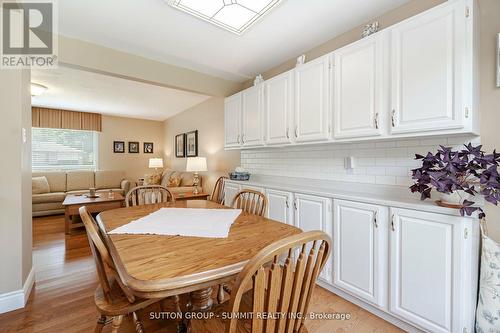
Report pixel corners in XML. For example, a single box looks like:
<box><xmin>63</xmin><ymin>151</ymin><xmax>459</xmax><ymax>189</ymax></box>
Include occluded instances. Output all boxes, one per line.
<box><xmin>192</xmin><ymin>231</ymin><xmax>332</xmax><ymax>333</ymax></box>
<box><xmin>79</xmin><ymin>206</ymin><xmax>178</xmax><ymax>333</ymax></box>
<box><xmin>210</xmin><ymin>176</ymin><xmax>228</xmax><ymax>205</ymax></box>
<box><xmin>231</xmin><ymin>189</ymin><xmax>268</xmax><ymax>217</ymax></box>
<box><xmin>125</xmin><ymin>185</ymin><xmax>174</xmax><ymax>207</ymax></box>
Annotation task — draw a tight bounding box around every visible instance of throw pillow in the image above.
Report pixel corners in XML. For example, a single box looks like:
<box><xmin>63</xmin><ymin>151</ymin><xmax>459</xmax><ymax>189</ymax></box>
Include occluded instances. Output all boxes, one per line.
<box><xmin>167</xmin><ymin>173</ymin><xmax>181</xmax><ymax>187</ymax></box>
<box><xmin>32</xmin><ymin>176</ymin><xmax>50</xmax><ymax>194</ymax></box>
<box><xmin>144</xmin><ymin>173</ymin><xmax>161</xmax><ymax>185</ymax></box>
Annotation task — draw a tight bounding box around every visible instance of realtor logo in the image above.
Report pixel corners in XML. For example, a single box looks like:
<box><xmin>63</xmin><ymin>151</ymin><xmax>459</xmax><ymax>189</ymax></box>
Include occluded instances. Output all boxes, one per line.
<box><xmin>1</xmin><ymin>1</ymin><xmax>58</xmax><ymax>68</ymax></box>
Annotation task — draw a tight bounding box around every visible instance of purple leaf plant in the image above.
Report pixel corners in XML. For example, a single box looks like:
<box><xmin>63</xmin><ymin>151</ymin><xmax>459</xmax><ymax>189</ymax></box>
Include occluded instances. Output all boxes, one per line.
<box><xmin>410</xmin><ymin>143</ymin><xmax>500</xmax><ymax>219</ymax></box>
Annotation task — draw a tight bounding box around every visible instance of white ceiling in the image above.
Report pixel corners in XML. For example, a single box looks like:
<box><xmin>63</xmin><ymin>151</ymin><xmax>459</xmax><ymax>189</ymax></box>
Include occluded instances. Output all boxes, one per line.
<box><xmin>59</xmin><ymin>0</ymin><xmax>411</xmax><ymax>82</ymax></box>
<box><xmin>31</xmin><ymin>66</ymin><xmax>211</xmax><ymax>121</ymax></box>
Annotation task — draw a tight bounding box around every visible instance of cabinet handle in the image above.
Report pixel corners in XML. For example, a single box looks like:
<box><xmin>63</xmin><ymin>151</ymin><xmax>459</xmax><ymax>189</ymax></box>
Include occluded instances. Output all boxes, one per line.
<box><xmin>373</xmin><ymin>211</ymin><xmax>378</xmax><ymax>228</ymax></box>
<box><xmin>286</xmin><ymin>128</ymin><xmax>289</xmax><ymax>139</ymax></box>
<box><xmin>391</xmin><ymin>110</ymin><xmax>396</xmax><ymax>127</ymax></box>
<box><xmin>374</xmin><ymin>112</ymin><xmax>379</xmax><ymax>129</ymax></box>
<box><xmin>286</xmin><ymin>200</ymin><xmax>289</xmax><ymax>208</ymax></box>
<box><xmin>241</xmin><ymin>134</ymin><xmax>245</xmax><ymax>144</ymax></box>
<box><xmin>294</xmin><ymin>126</ymin><xmax>298</xmax><ymax>138</ymax></box>
<box><xmin>237</xmin><ymin>134</ymin><xmax>240</xmax><ymax>144</ymax></box>
<box><xmin>293</xmin><ymin>200</ymin><xmax>297</xmax><ymax>210</ymax></box>
<box><xmin>391</xmin><ymin>214</ymin><xmax>395</xmax><ymax>231</ymax></box>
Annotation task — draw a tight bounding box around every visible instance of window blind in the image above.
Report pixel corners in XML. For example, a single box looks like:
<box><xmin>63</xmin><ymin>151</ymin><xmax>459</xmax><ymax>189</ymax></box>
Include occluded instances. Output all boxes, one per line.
<box><xmin>32</xmin><ymin>128</ymin><xmax>98</xmax><ymax>170</ymax></box>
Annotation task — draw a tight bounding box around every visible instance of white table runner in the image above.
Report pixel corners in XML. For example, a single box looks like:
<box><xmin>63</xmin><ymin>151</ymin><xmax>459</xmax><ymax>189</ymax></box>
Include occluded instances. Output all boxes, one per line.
<box><xmin>108</xmin><ymin>208</ymin><xmax>242</xmax><ymax>238</ymax></box>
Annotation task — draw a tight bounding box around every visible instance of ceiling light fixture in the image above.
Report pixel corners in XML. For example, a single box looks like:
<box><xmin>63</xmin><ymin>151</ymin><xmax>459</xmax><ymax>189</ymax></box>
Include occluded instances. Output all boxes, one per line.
<box><xmin>167</xmin><ymin>0</ymin><xmax>283</xmax><ymax>35</ymax></box>
<box><xmin>31</xmin><ymin>83</ymin><xmax>48</xmax><ymax>96</ymax></box>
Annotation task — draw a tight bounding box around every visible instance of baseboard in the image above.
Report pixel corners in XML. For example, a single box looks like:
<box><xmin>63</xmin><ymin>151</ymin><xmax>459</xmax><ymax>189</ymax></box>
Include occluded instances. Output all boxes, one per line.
<box><xmin>0</xmin><ymin>267</ymin><xmax>35</xmax><ymax>314</ymax></box>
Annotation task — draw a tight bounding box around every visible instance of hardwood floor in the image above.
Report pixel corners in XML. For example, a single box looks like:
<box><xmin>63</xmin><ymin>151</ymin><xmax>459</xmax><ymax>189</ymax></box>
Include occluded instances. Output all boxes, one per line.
<box><xmin>0</xmin><ymin>215</ymin><xmax>403</xmax><ymax>333</ymax></box>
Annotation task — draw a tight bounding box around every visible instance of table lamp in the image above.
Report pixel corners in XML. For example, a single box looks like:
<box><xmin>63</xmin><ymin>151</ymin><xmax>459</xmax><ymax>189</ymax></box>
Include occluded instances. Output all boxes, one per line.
<box><xmin>186</xmin><ymin>157</ymin><xmax>207</xmax><ymax>194</ymax></box>
<box><xmin>149</xmin><ymin>158</ymin><xmax>163</xmax><ymax>174</ymax></box>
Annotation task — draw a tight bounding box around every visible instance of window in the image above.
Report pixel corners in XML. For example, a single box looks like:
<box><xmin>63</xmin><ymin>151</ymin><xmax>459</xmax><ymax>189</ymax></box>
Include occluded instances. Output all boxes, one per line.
<box><xmin>32</xmin><ymin>128</ymin><xmax>98</xmax><ymax>170</ymax></box>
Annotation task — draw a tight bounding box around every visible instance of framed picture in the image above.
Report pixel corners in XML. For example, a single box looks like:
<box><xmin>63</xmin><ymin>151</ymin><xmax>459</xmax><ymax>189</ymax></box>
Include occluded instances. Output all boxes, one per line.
<box><xmin>175</xmin><ymin>134</ymin><xmax>185</xmax><ymax>158</ymax></box>
<box><xmin>113</xmin><ymin>141</ymin><xmax>125</xmax><ymax>153</ymax></box>
<box><xmin>497</xmin><ymin>33</ymin><xmax>500</xmax><ymax>87</ymax></box>
<box><xmin>128</xmin><ymin>141</ymin><xmax>139</xmax><ymax>153</ymax></box>
<box><xmin>143</xmin><ymin>142</ymin><xmax>154</xmax><ymax>154</ymax></box>
<box><xmin>185</xmin><ymin>130</ymin><xmax>198</xmax><ymax>157</ymax></box>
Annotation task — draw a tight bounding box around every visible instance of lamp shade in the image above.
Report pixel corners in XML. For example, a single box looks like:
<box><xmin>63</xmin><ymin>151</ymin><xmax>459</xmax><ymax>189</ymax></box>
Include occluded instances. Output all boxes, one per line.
<box><xmin>186</xmin><ymin>157</ymin><xmax>207</xmax><ymax>172</ymax></box>
<box><xmin>148</xmin><ymin>158</ymin><xmax>164</xmax><ymax>168</ymax></box>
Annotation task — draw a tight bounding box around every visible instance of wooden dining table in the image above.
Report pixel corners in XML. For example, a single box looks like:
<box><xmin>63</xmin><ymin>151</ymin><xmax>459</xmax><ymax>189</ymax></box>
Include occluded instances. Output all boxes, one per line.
<box><xmin>96</xmin><ymin>200</ymin><xmax>302</xmax><ymax>312</ymax></box>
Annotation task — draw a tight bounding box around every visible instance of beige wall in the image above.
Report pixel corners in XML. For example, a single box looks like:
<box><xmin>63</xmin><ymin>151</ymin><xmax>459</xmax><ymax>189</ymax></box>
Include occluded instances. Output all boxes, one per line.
<box><xmin>0</xmin><ymin>69</ymin><xmax>32</xmax><ymax>295</ymax></box>
<box><xmin>479</xmin><ymin>0</ymin><xmax>500</xmax><ymax>241</ymax></box>
<box><xmin>99</xmin><ymin>115</ymin><xmax>164</xmax><ymax>181</ymax></box>
<box><xmin>163</xmin><ymin>97</ymin><xmax>240</xmax><ymax>194</ymax></box>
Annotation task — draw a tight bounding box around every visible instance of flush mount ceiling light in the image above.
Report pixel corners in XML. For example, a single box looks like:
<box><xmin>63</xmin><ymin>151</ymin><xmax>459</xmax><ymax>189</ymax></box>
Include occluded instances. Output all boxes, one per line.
<box><xmin>31</xmin><ymin>83</ymin><xmax>48</xmax><ymax>97</ymax></box>
<box><xmin>167</xmin><ymin>0</ymin><xmax>283</xmax><ymax>35</ymax></box>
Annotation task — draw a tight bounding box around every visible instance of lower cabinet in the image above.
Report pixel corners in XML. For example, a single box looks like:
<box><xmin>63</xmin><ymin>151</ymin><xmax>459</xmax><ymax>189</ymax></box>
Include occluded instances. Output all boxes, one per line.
<box><xmin>265</xmin><ymin>189</ymin><xmax>293</xmax><ymax>225</ymax></box>
<box><xmin>223</xmin><ymin>182</ymin><xmax>240</xmax><ymax>207</ymax></box>
<box><xmin>294</xmin><ymin>193</ymin><xmax>333</xmax><ymax>284</ymax></box>
<box><xmin>389</xmin><ymin>208</ymin><xmax>465</xmax><ymax>333</ymax></box>
<box><xmin>333</xmin><ymin>200</ymin><xmax>387</xmax><ymax>308</ymax></box>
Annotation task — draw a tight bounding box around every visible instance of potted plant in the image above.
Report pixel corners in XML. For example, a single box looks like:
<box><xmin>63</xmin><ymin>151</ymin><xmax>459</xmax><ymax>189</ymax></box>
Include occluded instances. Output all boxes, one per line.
<box><xmin>410</xmin><ymin>143</ymin><xmax>500</xmax><ymax>218</ymax></box>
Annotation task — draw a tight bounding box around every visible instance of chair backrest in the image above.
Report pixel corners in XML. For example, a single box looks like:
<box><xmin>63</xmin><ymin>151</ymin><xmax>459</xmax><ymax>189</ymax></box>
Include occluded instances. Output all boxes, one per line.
<box><xmin>227</xmin><ymin>231</ymin><xmax>331</xmax><ymax>333</ymax></box>
<box><xmin>210</xmin><ymin>176</ymin><xmax>228</xmax><ymax>204</ymax></box>
<box><xmin>125</xmin><ymin>185</ymin><xmax>174</xmax><ymax>207</ymax></box>
<box><xmin>79</xmin><ymin>206</ymin><xmax>136</xmax><ymax>304</ymax></box>
<box><xmin>231</xmin><ymin>189</ymin><xmax>268</xmax><ymax>217</ymax></box>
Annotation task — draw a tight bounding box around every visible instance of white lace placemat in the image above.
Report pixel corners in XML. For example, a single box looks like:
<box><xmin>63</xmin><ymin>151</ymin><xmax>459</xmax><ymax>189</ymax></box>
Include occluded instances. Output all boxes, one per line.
<box><xmin>108</xmin><ymin>208</ymin><xmax>242</xmax><ymax>238</ymax></box>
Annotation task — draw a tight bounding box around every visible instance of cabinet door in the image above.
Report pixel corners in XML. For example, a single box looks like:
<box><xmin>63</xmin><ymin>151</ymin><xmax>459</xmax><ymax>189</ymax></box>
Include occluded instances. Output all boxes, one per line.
<box><xmin>294</xmin><ymin>56</ymin><xmax>330</xmax><ymax>142</ymax></box>
<box><xmin>266</xmin><ymin>189</ymin><xmax>293</xmax><ymax>225</ymax></box>
<box><xmin>224</xmin><ymin>94</ymin><xmax>241</xmax><ymax>148</ymax></box>
<box><xmin>294</xmin><ymin>193</ymin><xmax>332</xmax><ymax>284</ymax></box>
<box><xmin>333</xmin><ymin>33</ymin><xmax>386</xmax><ymax>139</ymax></box>
<box><xmin>333</xmin><ymin>200</ymin><xmax>387</xmax><ymax>307</ymax></box>
<box><xmin>223</xmin><ymin>183</ymin><xmax>241</xmax><ymax>207</ymax></box>
<box><xmin>265</xmin><ymin>71</ymin><xmax>294</xmax><ymax>145</ymax></box>
<box><xmin>389</xmin><ymin>208</ymin><xmax>462</xmax><ymax>333</ymax></box>
<box><xmin>241</xmin><ymin>85</ymin><xmax>264</xmax><ymax>147</ymax></box>
<box><xmin>390</xmin><ymin>1</ymin><xmax>465</xmax><ymax>134</ymax></box>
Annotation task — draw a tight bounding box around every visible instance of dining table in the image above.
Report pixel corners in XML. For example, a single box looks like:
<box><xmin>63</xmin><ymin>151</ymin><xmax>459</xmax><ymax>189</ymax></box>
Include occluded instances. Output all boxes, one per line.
<box><xmin>96</xmin><ymin>199</ymin><xmax>302</xmax><ymax>313</ymax></box>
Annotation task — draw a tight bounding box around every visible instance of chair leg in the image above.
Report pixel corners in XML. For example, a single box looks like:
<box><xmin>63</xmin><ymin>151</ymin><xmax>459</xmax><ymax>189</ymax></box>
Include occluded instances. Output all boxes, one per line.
<box><xmin>111</xmin><ymin>315</ymin><xmax>124</xmax><ymax>333</ymax></box>
<box><xmin>174</xmin><ymin>295</ymin><xmax>187</xmax><ymax>333</ymax></box>
<box><xmin>217</xmin><ymin>284</ymin><xmax>225</xmax><ymax>304</ymax></box>
<box><xmin>94</xmin><ymin>315</ymin><xmax>107</xmax><ymax>333</ymax></box>
<box><xmin>132</xmin><ymin>312</ymin><xmax>144</xmax><ymax>333</ymax></box>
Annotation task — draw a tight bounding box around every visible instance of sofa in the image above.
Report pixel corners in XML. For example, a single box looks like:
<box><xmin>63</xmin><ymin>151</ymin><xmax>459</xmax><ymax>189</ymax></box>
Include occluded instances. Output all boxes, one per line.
<box><xmin>32</xmin><ymin>170</ymin><xmax>130</xmax><ymax>217</ymax></box>
<box><xmin>148</xmin><ymin>169</ymin><xmax>203</xmax><ymax>194</ymax></box>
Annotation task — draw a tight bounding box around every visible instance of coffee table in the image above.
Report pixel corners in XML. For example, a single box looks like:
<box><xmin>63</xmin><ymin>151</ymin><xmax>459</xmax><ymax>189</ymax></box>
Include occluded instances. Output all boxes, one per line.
<box><xmin>62</xmin><ymin>193</ymin><xmax>124</xmax><ymax>234</ymax></box>
<box><xmin>173</xmin><ymin>192</ymin><xmax>210</xmax><ymax>201</ymax></box>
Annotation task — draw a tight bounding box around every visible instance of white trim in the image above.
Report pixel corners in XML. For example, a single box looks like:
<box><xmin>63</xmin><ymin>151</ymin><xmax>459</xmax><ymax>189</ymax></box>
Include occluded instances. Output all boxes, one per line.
<box><xmin>0</xmin><ymin>268</ymin><xmax>35</xmax><ymax>314</ymax></box>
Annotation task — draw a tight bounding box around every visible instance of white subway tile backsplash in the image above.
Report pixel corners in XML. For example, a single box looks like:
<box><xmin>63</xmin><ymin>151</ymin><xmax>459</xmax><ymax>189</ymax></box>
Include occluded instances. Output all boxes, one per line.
<box><xmin>240</xmin><ymin>136</ymin><xmax>479</xmax><ymax>186</ymax></box>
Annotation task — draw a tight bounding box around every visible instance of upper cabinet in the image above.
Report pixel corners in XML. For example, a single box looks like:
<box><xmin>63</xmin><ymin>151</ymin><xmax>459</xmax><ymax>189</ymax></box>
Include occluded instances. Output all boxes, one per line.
<box><xmin>224</xmin><ymin>0</ymin><xmax>477</xmax><ymax>150</ymax></box>
<box><xmin>224</xmin><ymin>93</ymin><xmax>241</xmax><ymax>148</ymax></box>
<box><xmin>264</xmin><ymin>71</ymin><xmax>294</xmax><ymax>145</ymax></box>
<box><xmin>390</xmin><ymin>0</ymin><xmax>468</xmax><ymax>134</ymax></box>
<box><xmin>241</xmin><ymin>84</ymin><xmax>264</xmax><ymax>147</ymax></box>
<box><xmin>333</xmin><ymin>33</ymin><xmax>387</xmax><ymax>139</ymax></box>
<box><xmin>294</xmin><ymin>55</ymin><xmax>331</xmax><ymax>142</ymax></box>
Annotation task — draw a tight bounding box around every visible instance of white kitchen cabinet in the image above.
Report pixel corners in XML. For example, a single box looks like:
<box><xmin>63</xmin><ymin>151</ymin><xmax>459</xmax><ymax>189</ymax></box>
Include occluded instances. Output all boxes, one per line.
<box><xmin>224</xmin><ymin>93</ymin><xmax>241</xmax><ymax>148</ymax></box>
<box><xmin>241</xmin><ymin>85</ymin><xmax>264</xmax><ymax>147</ymax></box>
<box><xmin>264</xmin><ymin>71</ymin><xmax>294</xmax><ymax>145</ymax></box>
<box><xmin>333</xmin><ymin>33</ymin><xmax>387</xmax><ymax>139</ymax></box>
<box><xmin>223</xmin><ymin>182</ymin><xmax>241</xmax><ymax>207</ymax></box>
<box><xmin>266</xmin><ymin>189</ymin><xmax>293</xmax><ymax>225</ymax></box>
<box><xmin>333</xmin><ymin>200</ymin><xmax>387</xmax><ymax>308</ymax></box>
<box><xmin>293</xmin><ymin>193</ymin><xmax>332</xmax><ymax>283</ymax></box>
<box><xmin>390</xmin><ymin>0</ymin><xmax>467</xmax><ymax>134</ymax></box>
<box><xmin>294</xmin><ymin>55</ymin><xmax>330</xmax><ymax>142</ymax></box>
<box><xmin>389</xmin><ymin>208</ymin><xmax>465</xmax><ymax>333</ymax></box>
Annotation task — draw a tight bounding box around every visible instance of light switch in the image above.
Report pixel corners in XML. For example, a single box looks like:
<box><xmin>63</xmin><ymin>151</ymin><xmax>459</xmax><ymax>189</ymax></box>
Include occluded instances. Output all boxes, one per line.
<box><xmin>345</xmin><ymin>156</ymin><xmax>355</xmax><ymax>169</ymax></box>
<box><xmin>22</xmin><ymin>127</ymin><xmax>27</xmax><ymax>143</ymax></box>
